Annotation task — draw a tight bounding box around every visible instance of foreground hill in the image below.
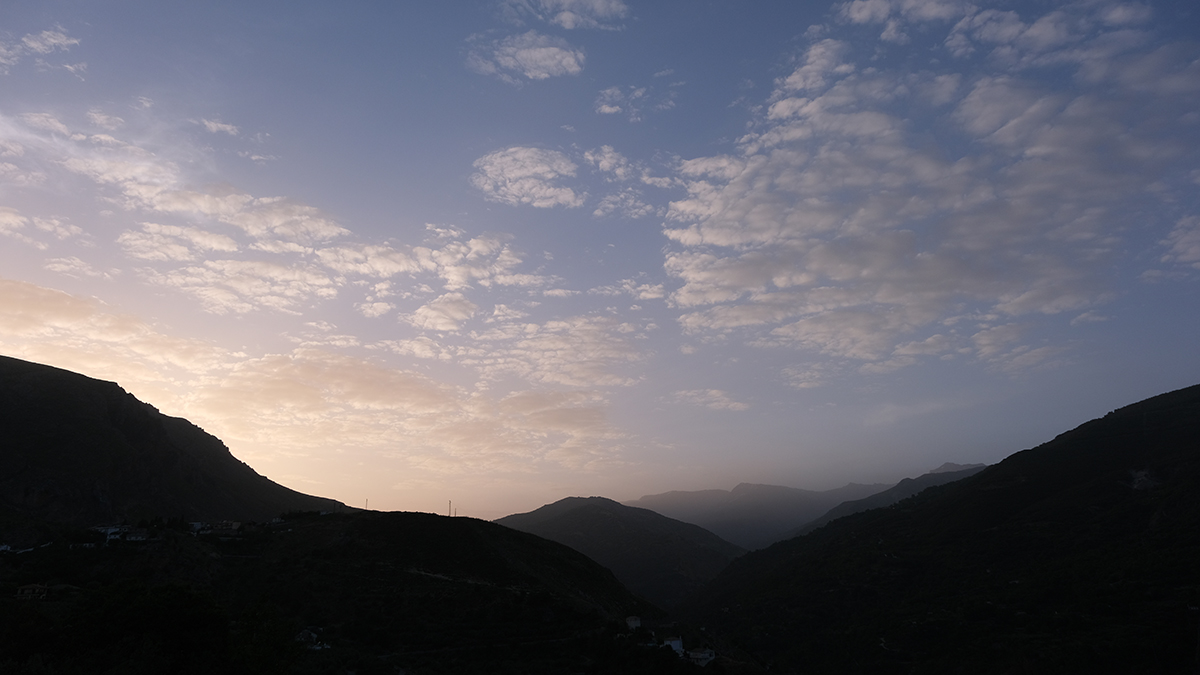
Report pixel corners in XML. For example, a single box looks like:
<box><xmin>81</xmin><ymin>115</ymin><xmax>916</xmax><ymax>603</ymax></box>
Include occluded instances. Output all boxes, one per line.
<box><xmin>0</xmin><ymin>355</ymin><xmax>343</xmax><ymax>534</ymax></box>
<box><xmin>689</xmin><ymin>383</ymin><xmax>1200</xmax><ymax>673</ymax></box>
<box><xmin>0</xmin><ymin>510</ymin><xmax>692</xmax><ymax>674</ymax></box>
<box><xmin>626</xmin><ymin>481</ymin><xmax>889</xmax><ymax>549</ymax></box>
<box><xmin>496</xmin><ymin>496</ymin><xmax>744</xmax><ymax>610</ymax></box>
<box><xmin>789</xmin><ymin>463</ymin><xmax>987</xmax><ymax>537</ymax></box>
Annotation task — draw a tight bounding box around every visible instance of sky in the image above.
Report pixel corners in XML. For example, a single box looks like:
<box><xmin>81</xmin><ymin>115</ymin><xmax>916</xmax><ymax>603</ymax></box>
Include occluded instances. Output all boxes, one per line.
<box><xmin>1</xmin><ymin>0</ymin><xmax>1198</xmax><ymax>519</ymax></box>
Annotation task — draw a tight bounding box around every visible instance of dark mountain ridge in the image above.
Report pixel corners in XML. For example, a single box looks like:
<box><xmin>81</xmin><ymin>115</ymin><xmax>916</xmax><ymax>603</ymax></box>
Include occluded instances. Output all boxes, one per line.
<box><xmin>0</xmin><ymin>356</ymin><xmax>693</xmax><ymax>672</ymax></box>
<box><xmin>0</xmin><ymin>355</ymin><xmax>343</xmax><ymax>534</ymax></box>
<box><xmin>789</xmin><ymin>463</ymin><xmax>987</xmax><ymax>537</ymax></box>
<box><xmin>625</xmin><ymin>480</ymin><xmax>890</xmax><ymax>549</ymax></box>
<box><xmin>688</xmin><ymin>383</ymin><xmax>1200</xmax><ymax>672</ymax></box>
<box><xmin>496</xmin><ymin>496</ymin><xmax>744</xmax><ymax>610</ymax></box>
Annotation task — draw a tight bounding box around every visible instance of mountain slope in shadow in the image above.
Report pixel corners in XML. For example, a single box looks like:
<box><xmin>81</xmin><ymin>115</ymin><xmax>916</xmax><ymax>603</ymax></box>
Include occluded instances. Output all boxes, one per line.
<box><xmin>496</xmin><ymin>496</ymin><xmax>744</xmax><ymax>610</ymax></box>
<box><xmin>626</xmin><ymin>481</ymin><xmax>890</xmax><ymax>549</ymax></box>
<box><xmin>0</xmin><ymin>355</ymin><xmax>343</xmax><ymax>534</ymax></box>
<box><xmin>687</xmin><ymin>383</ymin><xmax>1200</xmax><ymax>673</ymax></box>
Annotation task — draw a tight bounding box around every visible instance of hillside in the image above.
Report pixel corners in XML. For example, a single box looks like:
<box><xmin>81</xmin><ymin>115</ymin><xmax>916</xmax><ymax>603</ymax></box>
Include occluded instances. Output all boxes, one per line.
<box><xmin>626</xmin><ymin>481</ymin><xmax>889</xmax><ymax>549</ymax></box>
<box><xmin>687</xmin><ymin>383</ymin><xmax>1200</xmax><ymax>673</ymax></box>
<box><xmin>0</xmin><ymin>355</ymin><xmax>344</xmax><ymax>534</ymax></box>
<box><xmin>0</xmin><ymin>511</ymin><xmax>693</xmax><ymax>674</ymax></box>
<box><xmin>496</xmin><ymin>496</ymin><xmax>744</xmax><ymax>610</ymax></box>
<box><xmin>789</xmin><ymin>463</ymin><xmax>986</xmax><ymax>537</ymax></box>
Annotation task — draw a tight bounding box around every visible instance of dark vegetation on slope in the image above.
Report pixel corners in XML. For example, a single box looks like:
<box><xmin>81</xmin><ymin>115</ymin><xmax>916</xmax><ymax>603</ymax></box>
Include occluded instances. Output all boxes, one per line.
<box><xmin>0</xmin><ymin>511</ymin><xmax>696</xmax><ymax>674</ymax></box>
<box><xmin>686</xmin><ymin>383</ymin><xmax>1200</xmax><ymax>673</ymax></box>
<box><xmin>625</xmin><ymin>481</ymin><xmax>889</xmax><ymax>550</ymax></box>
<box><xmin>496</xmin><ymin>496</ymin><xmax>744</xmax><ymax>610</ymax></box>
<box><xmin>0</xmin><ymin>355</ymin><xmax>344</xmax><ymax>539</ymax></box>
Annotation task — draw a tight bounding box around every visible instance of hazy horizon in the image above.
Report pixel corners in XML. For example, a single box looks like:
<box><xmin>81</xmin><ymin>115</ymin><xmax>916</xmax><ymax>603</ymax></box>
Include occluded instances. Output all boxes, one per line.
<box><xmin>1</xmin><ymin>1</ymin><xmax>1198</xmax><ymax>520</ymax></box>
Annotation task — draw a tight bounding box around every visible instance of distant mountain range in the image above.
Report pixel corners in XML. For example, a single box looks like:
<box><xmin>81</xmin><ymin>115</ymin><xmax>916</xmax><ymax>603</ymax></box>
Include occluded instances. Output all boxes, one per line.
<box><xmin>689</xmin><ymin>383</ymin><xmax>1200</xmax><ymax>672</ymax></box>
<box><xmin>495</xmin><ymin>496</ymin><xmax>744</xmax><ymax>609</ymax></box>
<box><xmin>0</xmin><ymin>355</ymin><xmax>343</xmax><ymax>535</ymax></box>
<box><xmin>788</xmin><ymin>463</ymin><xmax>986</xmax><ymax>537</ymax></box>
<box><xmin>625</xmin><ymin>481</ymin><xmax>890</xmax><ymax>549</ymax></box>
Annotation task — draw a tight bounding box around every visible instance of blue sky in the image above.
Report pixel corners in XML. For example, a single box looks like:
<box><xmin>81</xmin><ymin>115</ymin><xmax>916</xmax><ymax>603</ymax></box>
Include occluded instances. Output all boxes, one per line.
<box><xmin>1</xmin><ymin>0</ymin><xmax>1198</xmax><ymax>518</ymax></box>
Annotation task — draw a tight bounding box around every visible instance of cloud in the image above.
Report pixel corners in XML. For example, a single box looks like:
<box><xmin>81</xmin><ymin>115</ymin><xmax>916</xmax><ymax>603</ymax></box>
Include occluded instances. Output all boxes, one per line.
<box><xmin>669</xmin><ymin>389</ymin><xmax>750</xmax><ymax>411</ymax></box>
<box><xmin>471</xmin><ymin>146</ymin><xmax>585</xmax><ymax>208</ymax></box>
<box><xmin>87</xmin><ymin>109</ymin><xmax>124</xmax><ymax>130</ymax></box>
<box><xmin>506</xmin><ymin>0</ymin><xmax>630</xmax><ymax>30</ymax></box>
<box><xmin>144</xmin><ymin>259</ymin><xmax>341</xmax><ymax>314</ymax></box>
<box><xmin>592</xmin><ymin>188</ymin><xmax>656</xmax><ymax>218</ymax></box>
<box><xmin>0</xmin><ymin>277</ymin><xmax>233</xmax><ymax>401</ymax></box>
<box><xmin>778</xmin><ymin>39</ymin><xmax>855</xmax><ymax>93</ymax></box>
<box><xmin>0</xmin><ymin>207</ymin><xmax>45</xmax><ymax>249</ymax></box>
<box><xmin>466</xmin><ymin>315</ymin><xmax>645</xmax><ymax>387</ymax></box>
<box><xmin>656</xmin><ymin>1</ymin><xmax>1200</xmax><ymax>376</ymax></box>
<box><xmin>584</xmin><ymin>145</ymin><xmax>635</xmax><ymax>180</ymax></box>
<box><xmin>21</xmin><ymin>30</ymin><xmax>80</xmax><ymax>55</ymax></box>
<box><xmin>200</xmin><ymin>118</ymin><xmax>240</xmax><ymax>136</ymax></box>
<box><xmin>1162</xmin><ymin>217</ymin><xmax>1200</xmax><ymax>270</ymax></box>
<box><xmin>0</xmin><ymin>29</ymin><xmax>79</xmax><ymax>74</ymax></box>
<box><xmin>0</xmin><ymin>279</ymin><xmax>632</xmax><ymax>491</ymax></box>
<box><xmin>117</xmin><ymin>222</ymin><xmax>239</xmax><ymax>261</ymax></box>
<box><xmin>44</xmin><ymin>256</ymin><xmax>114</xmax><ymax>279</ymax></box>
<box><xmin>467</xmin><ymin>31</ymin><xmax>585</xmax><ymax>83</ymax></box>
<box><xmin>20</xmin><ymin>112</ymin><xmax>70</xmax><ymax>135</ymax></box>
<box><xmin>589</xmin><ymin>278</ymin><xmax>665</xmax><ymax>300</ymax></box>
<box><xmin>405</xmin><ymin>292</ymin><xmax>479</xmax><ymax>331</ymax></box>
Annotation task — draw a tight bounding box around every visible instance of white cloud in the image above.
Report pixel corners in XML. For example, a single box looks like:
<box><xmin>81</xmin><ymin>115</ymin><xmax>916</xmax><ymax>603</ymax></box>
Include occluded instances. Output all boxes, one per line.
<box><xmin>778</xmin><ymin>39</ymin><xmax>855</xmax><ymax>93</ymax></box>
<box><xmin>471</xmin><ymin>146</ymin><xmax>584</xmax><ymax>208</ymax></box>
<box><xmin>506</xmin><ymin>0</ymin><xmax>629</xmax><ymax>30</ymax></box>
<box><xmin>467</xmin><ymin>31</ymin><xmax>585</xmax><ymax>83</ymax></box>
<box><xmin>592</xmin><ymin>188</ymin><xmax>656</xmax><ymax>218</ymax></box>
<box><xmin>20</xmin><ymin>112</ymin><xmax>70</xmax><ymax>135</ymax></box>
<box><xmin>118</xmin><ymin>222</ymin><xmax>239</xmax><ymax>261</ymax></box>
<box><xmin>145</xmin><ymin>259</ymin><xmax>341</xmax><ymax>314</ymax></box>
<box><xmin>592</xmin><ymin>85</ymin><xmax>673</xmax><ymax>121</ymax></box>
<box><xmin>21</xmin><ymin>30</ymin><xmax>79</xmax><ymax>54</ymax></box>
<box><xmin>33</xmin><ymin>217</ymin><xmax>83</xmax><ymax>240</ymax></box>
<box><xmin>656</xmin><ymin>2</ymin><xmax>1200</xmax><ymax>377</ymax></box>
<box><xmin>0</xmin><ymin>207</ymin><xmax>44</xmax><ymax>249</ymax></box>
<box><xmin>584</xmin><ymin>145</ymin><xmax>635</xmax><ymax>180</ymax></box>
<box><xmin>1162</xmin><ymin>217</ymin><xmax>1200</xmax><ymax>269</ymax></box>
<box><xmin>406</xmin><ymin>292</ymin><xmax>479</xmax><ymax>331</ymax></box>
<box><xmin>87</xmin><ymin>109</ymin><xmax>124</xmax><ymax>130</ymax></box>
<box><xmin>466</xmin><ymin>315</ymin><xmax>644</xmax><ymax>387</ymax></box>
<box><xmin>44</xmin><ymin>256</ymin><xmax>113</xmax><ymax>279</ymax></box>
<box><xmin>200</xmin><ymin>118</ymin><xmax>240</xmax><ymax>136</ymax></box>
<box><xmin>669</xmin><ymin>389</ymin><xmax>750</xmax><ymax>411</ymax></box>
<box><xmin>356</xmin><ymin>301</ymin><xmax>394</xmax><ymax>318</ymax></box>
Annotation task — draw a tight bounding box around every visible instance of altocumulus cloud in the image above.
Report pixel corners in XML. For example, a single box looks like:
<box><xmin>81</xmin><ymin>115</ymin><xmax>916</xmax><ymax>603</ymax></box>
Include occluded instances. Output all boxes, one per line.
<box><xmin>467</xmin><ymin>30</ymin><xmax>585</xmax><ymax>83</ymax></box>
<box><xmin>471</xmin><ymin>146</ymin><xmax>585</xmax><ymax>208</ymax></box>
<box><xmin>658</xmin><ymin>0</ymin><xmax>1200</xmax><ymax>378</ymax></box>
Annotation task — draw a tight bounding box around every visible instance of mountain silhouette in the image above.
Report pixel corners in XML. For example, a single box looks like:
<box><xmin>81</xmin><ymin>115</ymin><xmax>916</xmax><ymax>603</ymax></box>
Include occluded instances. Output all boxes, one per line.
<box><xmin>687</xmin><ymin>383</ymin><xmax>1200</xmax><ymax>672</ymax></box>
<box><xmin>0</xmin><ymin>355</ymin><xmax>344</xmax><ymax>534</ymax></box>
<box><xmin>496</xmin><ymin>496</ymin><xmax>744</xmax><ymax>610</ymax></box>
<box><xmin>789</xmin><ymin>463</ymin><xmax>986</xmax><ymax>537</ymax></box>
<box><xmin>626</xmin><ymin>481</ymin><xmax>889</xmax><ymax>549</ymax></box>
<box><xmin>0</xmin><ymin>356</ymin><xmax>690</xmax><ymax>673</ymax></box>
